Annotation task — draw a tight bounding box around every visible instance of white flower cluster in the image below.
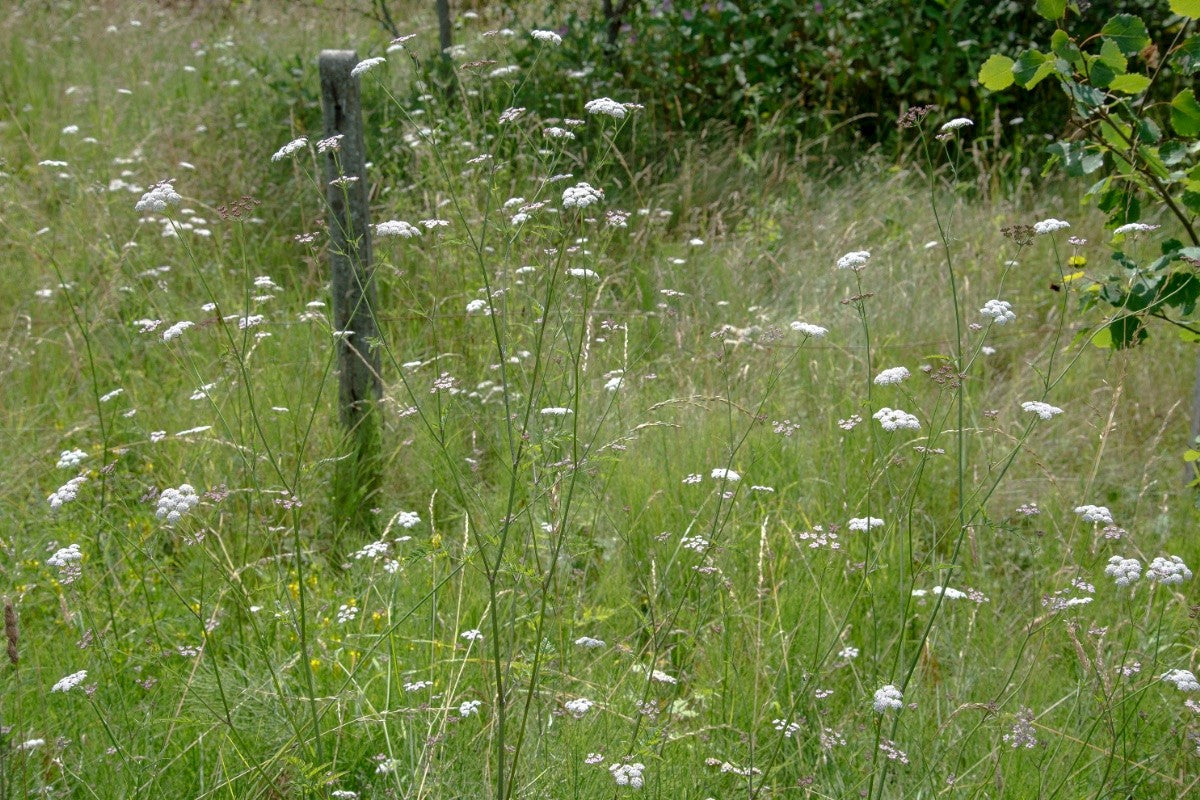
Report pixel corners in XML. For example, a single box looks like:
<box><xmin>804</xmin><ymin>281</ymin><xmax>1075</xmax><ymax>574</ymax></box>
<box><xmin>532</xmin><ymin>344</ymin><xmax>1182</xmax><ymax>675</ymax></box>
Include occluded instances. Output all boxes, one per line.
<box><xmin>47</xmin><ymin>543</ymin><xmax>83</xmax><ymax>584</ymax></box>
<box><xmin>459</xmin><ymin>699</ymin><xmax>482</xmax><ymax>717</ymax></box>
<box><xmin>1104</xmin><ymin>556</ymin><xmax>1141</xmax><ymax>587</ymax></box>
<box><xmin>461</xmin><ymin>629</ymin><xmax>483</xmax><ymax>642</ymax></box>
<box><xmin>575</xmin><ymin>636</ymin><xmax>605</xmax><ymax>648</ymax></box>
<box><xmin>1161</xmin><ymin>669</ymin><xmax>1200</xmax><ymax>692</ymax></box>
<box><xmin>609</xmin><ymin>762</ymin><xmax>645</xmax><ymax>788</ymax></box>
<box><xmin>980</xmin><ymin>299</ymin><xmax>1015</xmax><ymax>325</ymax></box>
<box><xmin>1033</xmin><ymin>218</ymin><xmax>1070</xmax><ymax>235</ymax></box>
<box><xmin>873</xmin><ymin>407</ymin><xmax>920</xmax><ymax>431</ymax></box>
<box><xmin>163</xmin><ymin>320</ymin><xmax>194</xmax><ymax>342</ymax></box>
<box><xmin>836</xmin><ymin>250</ymin><xmax>871</xmax><ymax>271</ymax></box>
<box><xmin>49</xmin><ymin>475</ymin><xmax>87</xmax><ymax>510</ymax></box>
<box><xmin>540</xmin><ymin>407</ymin><xmax>572</xmax><ymax>416</ymax></box>
<box><xmin>350</xmin><ymin>56</ymin><xmax>386</xmax><ymax>77</ymax></box>
<box><xmin>156</xmin><ymin>483</ymin><xmax>199</xmax><ymax>525</ymax></box>
<box><xmin>51</xmin><ymin>669</ymin><xmax>88</xmax><ymax>693</ymax></box>
<box><xmin>1147</xmin><ymin>555</ymin><xmax>1192</xmax><ymax>584</ymax></box>
<box><xmin>940</xmin><ymin>117</ymin><xmax>974</xmax><ymax>132</ymax></box>
<box><xmin>376</xmin><ymin>220</ymin><xmax>421</xmax><ymax>238</ymax></box>
<box><xmin>531</xmin><ymin>29</ymin><xmax>562</xmax><ymax>45</ymax></box>
<box><xmin>1074</xmin><ymin>504</ymin><xmax>1113</xmax><ymax>525</ymax></box>
<box><xmin>57</xmin><ymin>448</ymin><xmax>88</xmax><ymax>469</ymax></box>
<box><xmin>135</xmin><ymin>180</ymin><xmax>182</xmax><ymax>213</ymax></box>
<box><xmin>1021</xmin><ymin>401</ymin><xmax>1063</xmax><ymax>420</ymax></box>
<box><xmin>774</xmin><ymin>718</ymin><xmax>802</xmax><ymax>737</ymax></box>
<box><xmin>848</xmin><ymin>517</ymin><xmax>884</xmax><ymax>532</ymax></box>
<box><xmin>873</xmin><ymin>366</ymin><xmax>909</xmax><ymax>385</ymax></box>
<box><xmin>271</xmin><ymin>137</ymin><xmax>308</xmax><ymax>162</ymax></box>
<box><xmin>562</xmin><ymin>182</ymin><xmax>604</xmax><ymax>209</ymax></box>
<box><xmin>564</xmin><ymin>697</ymin><xmax>594</xmax><ymax>717</ymax></box>
<box><xmin>567</xmin><ymin>268</ymin><xmax>599</xmax><ymax>279</ymax></box>
<box><xmin>1113</xmin><ymin>222</ymin><xmax>1159</xmax><ymax>236</ymax></box>
<box><xmin>873</xmin><ymin>684</ymin><xmax>903</xmax><ymax>713</ymax></box>
<box><xmin>790</xmin><ymin>321</ymin><xmax>828</xmax><ymax>337</ymax></box>
<box><xmin>584</xmin><ymin>97</ymin><xmax>627</xmax><ymax>119</ymax></box>
<box><xmin>353</xmin><ymin>540</ymin><xmax>390</xmax><ymax>561</ymax></box>
<box><xmin>336</xmin><ymin>604</ymin><xmax>357</xmax><ymax>624</ymax></box>
<box><xmin>711</xmin><ymin>467</ymin><xmax>740</xmax><ymax>482</ymax></box>
<box><xmin>396</xmin><ymin>510</ymin><xmax>420</xmax><ymax>528</ymax></box>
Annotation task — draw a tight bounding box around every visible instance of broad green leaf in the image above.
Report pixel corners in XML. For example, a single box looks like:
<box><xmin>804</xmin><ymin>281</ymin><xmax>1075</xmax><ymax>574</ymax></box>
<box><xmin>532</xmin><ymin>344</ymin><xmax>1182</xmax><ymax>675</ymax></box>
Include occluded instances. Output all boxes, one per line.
<box><xmin>1051</xmin><ymin>29</ymin><xmax>1083</xmax><ymax>67</ymax></box>
<box><xmin>1184</xmin><ymin>449</ymin><xmax>1200</xmax><ymax>463</ymax></box>
<box><xmin>1090</xmin><ymin>326</ymin><xmax>1114</xmax><ymax>349</ymax></box>
<box><xmin>1015</xmin><ymin>50</ymin><xmax>1056</xmax><ymax>88</ymax></box>
<box><xmin>1098</xmin><ymin>38</ymin><xmax>1127</xmax><ymax>72</ymax></box>
<box><xmin>1109</xmin><ymin>73</ymin><xmax>1151</xmax><ymax>93</ymax></box>
<box><xmin>1045</xmin><ymin>140</ymin><xmax>1105</xmax><ymax>177</ymax></box>
<box><xmin>1161</xmin><ymin>141</ymin><xmax>1188</xmax><ymax>165</ymax></box>
<box><xmin>1108</xmin><ymin>316</ymin><xmax>1149</xmax><ymax>349</ymax></box>
<box><xmin>1170</xmin><ymin>88</ymin><xmax>1200</xmax><ymax>136</ymax></box>
<box><xmin>1036</xmin><ymin>0</ymin><xmax>1067</xmax><ymax>19</ymax></box>
<box><xmin>978</xmin><ymin>55</ymin><xmax>1015</xmax><ymax>91</ymax></box>
<box><xmin>1169</xmin><ymin>0</ymin><xmax>1200</xmax><ymax>19</ymax></box>
<box><xmin>1089</xmin><ymin>55</ymin><xmax>1117</xmax><ymax>88</ymax></box>
<box><xmin>1177</xmin><ymin>35</ymin><xmax>1200</xmax><ymax>76</ymax></box>
<box><xmin>1102</xmin><ymin>14</ymin><xmax>1150</xmax><ymax>57</ymax></box>
<box><xmin>1184</xmin><ymin>191</ymin><xmax>1200</xmax><ymax>214</ymax></box>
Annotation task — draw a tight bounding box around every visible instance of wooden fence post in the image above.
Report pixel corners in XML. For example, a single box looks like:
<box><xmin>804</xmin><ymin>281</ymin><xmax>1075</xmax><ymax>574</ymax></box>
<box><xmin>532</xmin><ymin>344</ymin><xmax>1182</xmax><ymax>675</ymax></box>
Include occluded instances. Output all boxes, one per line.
<box><xmin>319</xmin><ymin>50</ymin><xmax>382</xmax><ymax>535</ymax></box>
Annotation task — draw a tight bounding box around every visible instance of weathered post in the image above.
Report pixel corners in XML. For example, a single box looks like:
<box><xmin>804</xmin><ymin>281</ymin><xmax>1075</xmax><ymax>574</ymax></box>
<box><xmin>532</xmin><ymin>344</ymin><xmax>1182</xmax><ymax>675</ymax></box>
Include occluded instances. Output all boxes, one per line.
<box><xmin>435</xmin><ymin>0</ymin><xmax>456</xmax><ymax>96</ymax></box>
<box><xmin>319</xmin><ymin>50</ymin><xmax>382</xmax><ymax>536</ymax></box>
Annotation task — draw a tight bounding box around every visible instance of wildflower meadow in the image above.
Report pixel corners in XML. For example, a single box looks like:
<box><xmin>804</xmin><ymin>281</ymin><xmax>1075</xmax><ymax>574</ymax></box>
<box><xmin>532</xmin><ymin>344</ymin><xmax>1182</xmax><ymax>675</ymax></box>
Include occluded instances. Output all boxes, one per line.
<box><xmin>2</xmin><ymin>1</ymin><xmax>1199</xmax><ymax>798</ymax></box>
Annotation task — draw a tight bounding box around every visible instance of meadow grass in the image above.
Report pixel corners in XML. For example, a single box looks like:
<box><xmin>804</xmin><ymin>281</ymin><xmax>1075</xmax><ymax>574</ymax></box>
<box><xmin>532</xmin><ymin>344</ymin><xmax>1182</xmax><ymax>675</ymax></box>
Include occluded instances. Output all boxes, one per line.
<box><xmin>2</xmin><ymin>2</ymin><xmax>1199</xmax><ymax>798</ymax></box>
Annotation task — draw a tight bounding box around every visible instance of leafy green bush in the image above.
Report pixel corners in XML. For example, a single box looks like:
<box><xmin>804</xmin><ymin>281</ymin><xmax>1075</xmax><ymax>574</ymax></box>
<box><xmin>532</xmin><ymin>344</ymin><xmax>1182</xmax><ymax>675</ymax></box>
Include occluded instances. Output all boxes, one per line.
<box><xmin>979</xmin><ymin>0</ymin><xmax>1200</xmax><ymax>350</ymax></box>
<box><xmin>507</xmin><ymin>0</ymin><xmax>1174</xmax><ymax>141</ymax></box>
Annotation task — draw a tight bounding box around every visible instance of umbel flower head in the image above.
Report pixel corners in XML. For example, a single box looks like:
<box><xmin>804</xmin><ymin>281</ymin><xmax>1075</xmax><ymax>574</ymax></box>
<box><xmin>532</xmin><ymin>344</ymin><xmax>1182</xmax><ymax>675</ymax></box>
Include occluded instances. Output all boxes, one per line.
<box><xmin>873</xmin><ymin>684</ymin><xmax>903</xmax><ymax>713</ymax></box>
<box><xmin>135</xmin><ymin>180</ymin><xmax>182</xmax><ymax>213</ymax></box>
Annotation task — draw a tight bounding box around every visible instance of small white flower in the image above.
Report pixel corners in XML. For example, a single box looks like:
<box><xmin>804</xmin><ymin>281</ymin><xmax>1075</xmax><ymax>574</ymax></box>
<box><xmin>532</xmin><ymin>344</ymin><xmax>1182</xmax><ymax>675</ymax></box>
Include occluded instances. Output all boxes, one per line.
<box><xmin>1021</xmin><ymin>401</ymin><xmax>1063</xmax><ymax>420</ymax></box>
<box><xmin>650</xmin><ymin>668</ymin><xmax>677</xmax><ymax>684</ymax></box>
<box><xmin>531</xmin><ymin>29</ymin><xmax>562</xmax><ymax>45</ymax></box>
<box><xmin>396</xmin><ymin>510</ymin><xmax>421</xmax><ymax>528</ymax></box>
<box><xmin>873</xmin><ymin>407</ymin><xmax>920</xmax><ymax>431</ymax></box>
<box><xmin>873</xmin><ymin>684</ymin><xmax>903</xmax><ymax>713</ymax></box>
<box><xmin>873</xmin><ymin>366</ymin><xmax>910</xmax><ymax>385</ymax></box>
<box><xmin>1162</xmin><ymin>669</ymin><xmax>1200</xmax><ymax>692</ymax></box>
<box><xmin>848</xmin><ymin>517</ymin><xmax>884</xmax><ymax>532</ymax></box>
<box><xmin>1104</xmin><ymin>556</ymin><xmax>1141</xmax><ymax>587</ymax></box>
<box><xmin>584</xmin><ymin>97</ymin><xmax>627</xmax><ymax>119</ymax></box>
<box><xmin>564</xmin><ymin>697</ymin><xmax>594</xmax><ymax>717</ymax></box>
<box><xmin>836</xmin><ymin>250</ymin><xmax>870</xmax><ymax>271</ymax></box>
<box><xmin>1033</xmin><ymin>218</ymin><xmax>1071</xmax><ymax>235</ymax></box>
<box><xmin>609</xmin><ymin>762</ymin><xmax>645</xmax><ymax>788</ymax></box>
<box><xmin>56</xmin><ymin>449</ymin><xmax>88</xmax><ymax>469</ymax></box>
<box><xmin>51</xmin><ymin>670</ymin><xmax>88</xmax><ymax>693</ymax></box>
<box><xmin>1147</xmin><ymin>555</ymin><xmax>1193</xmax><ymax>585</ymax></box>
<box><xmin>839</xmin><ymin>646</ymin><xmax>860</xmax><ymax>660</ymax></box>
<box><xmin>562</xmin><ymin>182</ymin><xmax>604</xmax><ymax>209</ymax></box>
<box><xmin>540</xmin><ymin>407</ymin><xmax>572</xmax><ymax>416</ymax></box>
<box><xmin>939</xmin><ymin>117</ymin><xmax>974</xmax><ymax>132</ymax></box>
<box><xmin>566</xmin><ymin>268</ymin><xmax>599</xmax><ymax>279</ymax></box>
<box><xmin>465</xmin><ymin>298</ymin><xmax>489</xmax><ymax>315</ymax></box>
<box><xmin>1073</xmin><ymin>504</ymin><xmax>1113</xmax><ymax>525</ymax></box>
<box><xmin>350</xmin><ymin>56</ymin><xmax>386</xmax><ymax>78</ymax></box>
<box><xmin>979</xmin><ymin>299</ymin><xmax>1015</xmax><ymax>325</ymax></box>
<box><xmin>376</xmin><ymin>220</ymin><xmax>421</xmax><ymax>238</ymax></box>
<box><xmin>1113</xmin><ymin>222</ymin><xmax>1160</xmax><ymax>236</ymax></box>
<box><xmin>461</xmin><ymin>629</ymin><xmax>483</xmax><ymax>642</ymax></box>
<box><xmin>710</xmin><ymin>468</ymin><xmax>741</xmax><ymax>482</ymax></box>
<box><xmin>270</xmin><ymin>137</ymin><xmax>307</xmax><ymax>162</ymax></box>
<box><xmin>163</xmin><ymin>320</ymin><xmax>194</xmax><ymax>342</ymax></box>
<box><xmin>48</xmin><ymin>475</ymin><xmax>87</xmax><ymax>510</ymax></box>
<box><xmin>135</xmin><ymin>180</ymin><xmax>182</xmax><ymax>213</ymax></box>
<box><xmin>790</xmin><ymin>321</ymin><xmax>828</xmax><ymax>337</ymax></box>
<box><xmin>336</xmin><ymin>604</ymin><xmax>358</xmax><ymax>624</ymax></box>
<box><xmin>574</xmin><ymin>636</ymin><xmax>606</xmax><ymax>648</ymax></box>
<box><xmin>459</xmin><ymin>699</ymin><xmax>482</xmax><ymax>717</ymax></box>
<box><xmin>156</xmin><ymin>484</ymin><xmax>200</xmax><ymax>526</ymax></box>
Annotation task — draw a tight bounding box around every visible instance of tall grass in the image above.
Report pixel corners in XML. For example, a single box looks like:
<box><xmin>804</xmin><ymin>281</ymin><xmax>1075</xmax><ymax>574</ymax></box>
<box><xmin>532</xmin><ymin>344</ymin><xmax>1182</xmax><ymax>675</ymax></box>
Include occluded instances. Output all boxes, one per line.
<box><xmin>1</xmin><ymin>2</ymin><xmax>1198</xmax><ymax>799</ymax></box>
